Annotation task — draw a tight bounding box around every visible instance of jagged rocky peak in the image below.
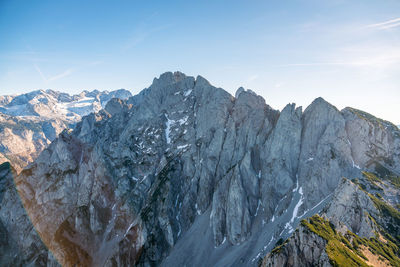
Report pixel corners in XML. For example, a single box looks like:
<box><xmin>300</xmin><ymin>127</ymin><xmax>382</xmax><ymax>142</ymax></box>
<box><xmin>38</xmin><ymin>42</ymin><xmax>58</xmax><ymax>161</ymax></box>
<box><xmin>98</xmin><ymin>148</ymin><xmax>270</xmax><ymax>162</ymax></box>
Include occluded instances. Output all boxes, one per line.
<box><xmin>3</xmin><ymin>71</ymin><xmax>400</xmax><ymax>266</ymax></box>
<box><xmin>235</xmin><ymin>86</ymin><xmax>245</xmax><ymax>98</ymax></box>
<box><xmin>148</xmin><ymin>71</ymin><xmax>193</xmax><ymax>95</ymax></box>
<box><xmin>104</xmin><ymin>97</ymin><xmax>132</xmax><ymax>116</ymax></box>
<box><xmin>157</xmin><ymin>71</ymin><xmax>187</xmax><ymax>83</ymax></box>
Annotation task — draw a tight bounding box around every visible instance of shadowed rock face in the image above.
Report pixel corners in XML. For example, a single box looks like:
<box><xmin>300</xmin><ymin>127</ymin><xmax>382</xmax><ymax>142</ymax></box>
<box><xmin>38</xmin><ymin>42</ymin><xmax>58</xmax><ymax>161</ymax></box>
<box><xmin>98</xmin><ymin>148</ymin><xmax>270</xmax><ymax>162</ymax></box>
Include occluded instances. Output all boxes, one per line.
<box><xmin>0</xmin><ymin>162</ymin><xmax>56</xmax><ymax>266</ymax></box>
<box><xmin>3</xmin><ymin>72</ymin><xmax>400</xmax><ymax>266</ymax></box>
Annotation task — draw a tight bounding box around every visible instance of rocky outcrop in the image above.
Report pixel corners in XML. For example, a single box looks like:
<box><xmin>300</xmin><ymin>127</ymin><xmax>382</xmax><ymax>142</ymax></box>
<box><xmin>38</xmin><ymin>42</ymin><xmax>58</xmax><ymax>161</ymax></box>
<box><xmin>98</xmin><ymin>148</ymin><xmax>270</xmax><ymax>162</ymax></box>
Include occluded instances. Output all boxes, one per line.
<box><xmin>261</xmin><ymin>224</ymin><xmax>331</xmax><ymax>267</ymax></box>
<box><xmin>262</xmin><ymin>178</ymin><xmax>400</xmax><ymax>266</ymax></box>
<box><xmin>342</xmin><ymin>107</ymin><xmax>400</xmax><ymax>176</ymax></box>
<box><xmin>323</xmin><ymin>178</ymin><xmax>379</xmax><ymax>238</ymax></box>
<box><xmin>4</xmin><ymin>72</ymin><xmax>400</xmax><ymax>266</ymax></box>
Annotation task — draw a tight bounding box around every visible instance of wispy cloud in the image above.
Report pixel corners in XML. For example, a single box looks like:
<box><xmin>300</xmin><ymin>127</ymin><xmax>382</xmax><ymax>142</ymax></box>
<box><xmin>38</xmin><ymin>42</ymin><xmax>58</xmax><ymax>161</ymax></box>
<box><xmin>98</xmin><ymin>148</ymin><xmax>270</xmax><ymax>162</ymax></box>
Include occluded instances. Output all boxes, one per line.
<box><xmin>121</xmin><ymin>24</ymin><xmax>172</xmax><ymax>51</ymax></box>
<box><xmin>32</xmin><ymin>57</ymin><xmax>103</xmax><ymax>84</ymax></box>
<box><xmin>34</xmin><ymin>64</ymin><xmax>74</xmax><ymax>83</ymax></box>
<box><xmin>33</xmin><ymin>64</ymin><xmax>47</xmax><ymax>83</ymax></box>
<box><xmin>282</xmin><ymin>62</ymin><xmax>346</xmax><ymax>67</ymax></box>
<box><xmin>88</xmin><ymin>60</ymin><xmax>103</xmax><ymax>66</ymax></box>
<box><xmin>279</xmin><ymin>48</ymin><xmax>400</xmax><ymax>87</ymax></box>
<box><xmin>248</xmin><ymin>74</ymin><xmax>259</xmax><ymax>82</ymax></box>
<box><xmin>282</xmin><ymin>57</ymin><xmax>400</xmax><ymax>69</ymax></box>
<box><xmin>47</xmin><ymin>68</ymin><xmax>74</xmax><ymax>82</ymax></box>
<box><xmin>120</xmin><ymin>12</ymin><xmax>172</xmax><ymax>52</ymax></box>
<box><xmin>366</xmin><ymin>17</ymin><xmax>400</xmax><ymax>30</ymax></box>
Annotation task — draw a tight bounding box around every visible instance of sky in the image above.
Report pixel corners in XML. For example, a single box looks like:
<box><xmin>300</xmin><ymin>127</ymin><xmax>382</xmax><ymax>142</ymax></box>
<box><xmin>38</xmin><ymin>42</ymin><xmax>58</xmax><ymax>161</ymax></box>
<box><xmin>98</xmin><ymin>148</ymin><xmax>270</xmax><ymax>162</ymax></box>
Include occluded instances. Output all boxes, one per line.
<box><xmin>0</xmin><ymin>0</ymin><xmax>399</xmax><ymax>124</ymax></box>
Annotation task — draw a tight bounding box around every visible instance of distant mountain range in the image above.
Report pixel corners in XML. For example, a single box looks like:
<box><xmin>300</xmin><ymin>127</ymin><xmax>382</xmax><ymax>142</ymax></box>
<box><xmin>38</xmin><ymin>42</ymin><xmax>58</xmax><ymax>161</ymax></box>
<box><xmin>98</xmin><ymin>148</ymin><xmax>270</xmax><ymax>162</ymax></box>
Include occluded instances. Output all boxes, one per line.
<box><xmin>0</xmin><ymin>72</ymin><xmax>399</xmax><ymax>266</ymax></box>
<box><xmin>0</xmin><ymin>89</ymin><xmax>131</xmax><ymax>172</ymax></box>
<box><xmin>0</xmin><ymin>89</ymin><xmax>131</xmax><ymax>120</ymax></box>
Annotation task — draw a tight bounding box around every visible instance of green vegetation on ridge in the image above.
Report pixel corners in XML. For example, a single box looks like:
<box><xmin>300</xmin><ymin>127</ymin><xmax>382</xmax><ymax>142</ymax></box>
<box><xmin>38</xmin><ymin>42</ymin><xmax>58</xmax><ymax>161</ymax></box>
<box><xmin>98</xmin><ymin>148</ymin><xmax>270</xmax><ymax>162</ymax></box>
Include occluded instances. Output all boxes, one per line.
<box><xmin>301</xmin><ymin>215</ymin><xmax>369</xmax><ymax>267</ymax></box>
<box><xmin>301</xmin><ymin>215</ymin><xmax>400</xmax><ymax>266</ymax></box>
<box><xmin>363</xmin><ymin>171</ymin><xmax>400</xmax><ymax>190</ymax></box>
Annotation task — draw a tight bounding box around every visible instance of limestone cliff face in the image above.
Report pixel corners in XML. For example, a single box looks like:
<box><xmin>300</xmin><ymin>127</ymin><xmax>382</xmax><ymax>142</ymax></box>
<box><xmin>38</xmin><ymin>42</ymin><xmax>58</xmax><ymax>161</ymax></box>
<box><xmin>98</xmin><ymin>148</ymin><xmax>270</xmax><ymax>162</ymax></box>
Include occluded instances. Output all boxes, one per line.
<box><xmin>0</xmin><ymin>162</ymin><xmax>56</xmax><ymax>266</ymax></box>
<box><xmin>2</xmin><ymin>72</ymin><xmax>400</xmax><ymax>266</ymax></box>
<box><xmin>323</xmin><ymin>178</ymin><xmax>379</xmax><ymax>238</ymax></box>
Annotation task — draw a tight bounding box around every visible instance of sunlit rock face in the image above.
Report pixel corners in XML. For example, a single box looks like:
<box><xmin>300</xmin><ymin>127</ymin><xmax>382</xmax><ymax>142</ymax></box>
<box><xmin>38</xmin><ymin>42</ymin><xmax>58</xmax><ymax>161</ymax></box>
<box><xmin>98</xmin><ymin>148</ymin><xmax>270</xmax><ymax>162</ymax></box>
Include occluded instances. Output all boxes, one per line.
<box><xmin>4</xmin><ymin>72</ymin><xmax>400</xmax><ymax>266</ymax></box>
<box><xmin>0</xmin><ymin>89</ymin><xmax>131</xmax><ymax>172</ymax></box>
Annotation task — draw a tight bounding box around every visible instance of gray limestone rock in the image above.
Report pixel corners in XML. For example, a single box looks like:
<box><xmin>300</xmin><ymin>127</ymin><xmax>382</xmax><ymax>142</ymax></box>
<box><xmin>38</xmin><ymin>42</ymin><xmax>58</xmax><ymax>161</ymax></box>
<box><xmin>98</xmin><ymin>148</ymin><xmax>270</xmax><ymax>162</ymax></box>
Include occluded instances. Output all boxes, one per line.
<box><xmin>3</xmin><ymin>72</ymin><xmax>399</xmax><ymax>266</ymax></box>
<box><xmin>323</xmin><ymin>178</ymin><xmax>379</xmax><ymax>238</ymax></box>
<box><xmin>0</xmin><ymin>162</ymin><xmax>53</xmax><ymax>266</ymax></box>
<box><xmin>261</xmin><ymin>224</ymin><xmax>331</xmax><ymax>267</ymax></box>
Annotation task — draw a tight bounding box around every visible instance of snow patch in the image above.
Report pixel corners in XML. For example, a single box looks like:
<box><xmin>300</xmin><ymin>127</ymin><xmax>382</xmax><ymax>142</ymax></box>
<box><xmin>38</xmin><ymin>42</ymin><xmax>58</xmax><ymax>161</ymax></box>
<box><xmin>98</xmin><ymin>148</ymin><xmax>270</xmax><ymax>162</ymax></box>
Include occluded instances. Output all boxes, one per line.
<box><xmin>177</xmin><ymin>116</ymin><xmax>188</xmax><ymax>125</ymax></box>
<box><xmin>351</xmin><ymin>158</ymin><xmax>361</xmax><ymax>169</ymax></box>
<box><xmin>195</xmin><ymin>203</ymin><xmax>201</xmax><ymax>215</ymax></box>
<box><xmin>254</xmin><ymin>199</ymin><xmax>261</xmax><ymax>216</ymax></box>
<box><xmin>184</xmin><ymin>89</ymin><xmax>192</xmax><ymax>97</ymax></box>
<box><xmin>290</xmin><ymin>187</ymin><xmax>303</xmax><ymax>223</ymax></box>
<box><xmin>251</xmin><ymin>236</ymin><xmax>275</xmax><ymax>263</ymax></box>
<box><xmin>165</xmin><ymin>114</ymin><xmax>173</xmax><ymax>144</ymax></box>
<box><xmin>264</xmin><ymin>236</ymin><xmax>274</xmax><ymax>250</ymax></box>
<box><xmin>123</xmin><ymin>220</ymin><xmax>137</xmax><ymax>238</ymax></box>
<box><xmin>177</xmin><ymin>144</ymin><xmax>190</xmax><ymax>150</ymax></box>
<box><xmin>292</xmin><ymin>176</ymin><xmax>299</xmax><ymax>192</ymax></box>
<box><xmin>285</xmin><ymin>222</ymin><xmax>294</xmax><ymax>234</ymax></box>
<box><xmin>221</xmin><ymin>237</ymin><xmax>226</xmax><ymax>245</ymax></box>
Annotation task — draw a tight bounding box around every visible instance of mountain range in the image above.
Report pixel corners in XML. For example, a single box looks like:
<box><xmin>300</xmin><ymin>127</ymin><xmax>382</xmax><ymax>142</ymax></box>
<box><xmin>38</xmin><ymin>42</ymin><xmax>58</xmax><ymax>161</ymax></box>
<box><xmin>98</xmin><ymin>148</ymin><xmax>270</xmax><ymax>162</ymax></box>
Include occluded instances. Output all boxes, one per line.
<box><xmin>0</xmin><ymin>72</ymin><xmax>399</xmax><ymax>266</ymax></box>
<box><xmin>0</xmin><ymin>89</ymin><xmax>131</xmax><ymax>172</ymax></box>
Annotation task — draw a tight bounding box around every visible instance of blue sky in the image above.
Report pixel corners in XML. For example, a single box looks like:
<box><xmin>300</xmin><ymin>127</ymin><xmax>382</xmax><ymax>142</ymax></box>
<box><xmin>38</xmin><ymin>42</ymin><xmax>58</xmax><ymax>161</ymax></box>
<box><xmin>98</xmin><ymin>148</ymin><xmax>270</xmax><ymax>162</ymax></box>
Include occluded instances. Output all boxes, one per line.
<box><xmin>1</xmin><ymin>0</ymin><xmax>399</xmax><ymax>124</ymax></box>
